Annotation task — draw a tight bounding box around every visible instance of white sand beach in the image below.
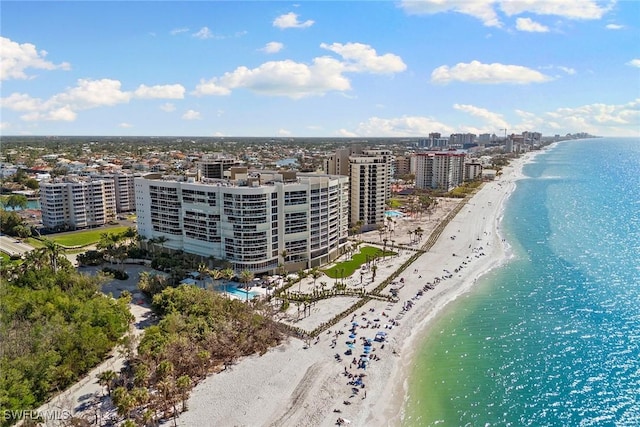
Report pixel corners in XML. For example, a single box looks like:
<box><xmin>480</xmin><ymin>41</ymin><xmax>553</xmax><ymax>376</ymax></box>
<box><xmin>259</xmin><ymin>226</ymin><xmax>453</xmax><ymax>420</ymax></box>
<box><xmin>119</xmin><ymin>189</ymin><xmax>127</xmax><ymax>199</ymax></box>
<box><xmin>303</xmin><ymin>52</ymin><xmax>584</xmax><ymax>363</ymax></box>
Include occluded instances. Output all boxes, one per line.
<box><xmin>178</xmin><ymin>150</ymin><xmax>544</xmax><ymax>427</ymax></box>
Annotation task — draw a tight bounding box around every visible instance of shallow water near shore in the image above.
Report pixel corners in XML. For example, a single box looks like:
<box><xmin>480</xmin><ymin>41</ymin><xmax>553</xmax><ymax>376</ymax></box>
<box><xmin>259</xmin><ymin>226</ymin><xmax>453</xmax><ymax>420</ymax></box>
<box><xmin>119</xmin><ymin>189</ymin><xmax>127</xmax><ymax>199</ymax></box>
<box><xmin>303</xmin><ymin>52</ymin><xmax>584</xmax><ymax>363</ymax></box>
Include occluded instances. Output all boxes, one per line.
<box><xmin>403</xmin><ymin>138</ymin><xmax>640</xmax><ymax>426</ymax></box>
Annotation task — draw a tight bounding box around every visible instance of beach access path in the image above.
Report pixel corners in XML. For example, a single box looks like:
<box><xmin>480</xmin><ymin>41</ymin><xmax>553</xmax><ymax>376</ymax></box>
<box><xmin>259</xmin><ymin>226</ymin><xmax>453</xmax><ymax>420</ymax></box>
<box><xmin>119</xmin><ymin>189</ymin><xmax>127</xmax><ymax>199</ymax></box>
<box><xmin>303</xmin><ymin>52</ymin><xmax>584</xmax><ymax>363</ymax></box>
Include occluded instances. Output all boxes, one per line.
<box><xmin>178</xmin><ymin>151</ymin><xmax>541</xmax><ymax>427</ymax></box>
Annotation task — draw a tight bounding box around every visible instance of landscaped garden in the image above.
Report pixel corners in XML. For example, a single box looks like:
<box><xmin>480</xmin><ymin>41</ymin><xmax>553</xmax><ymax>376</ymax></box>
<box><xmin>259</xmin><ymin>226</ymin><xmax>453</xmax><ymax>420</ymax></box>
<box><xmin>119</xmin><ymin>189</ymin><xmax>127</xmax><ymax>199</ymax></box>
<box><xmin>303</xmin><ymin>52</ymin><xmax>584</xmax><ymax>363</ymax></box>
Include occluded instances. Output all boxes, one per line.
<box><xmin>42</xmin><ymin>226</ymin><xmax>130</xmax><ymax>247</ymax></box>
<box><xmin>323</xmin><ymin>245</ymin><xmax>395</xmax><ymax>279</ymax></box>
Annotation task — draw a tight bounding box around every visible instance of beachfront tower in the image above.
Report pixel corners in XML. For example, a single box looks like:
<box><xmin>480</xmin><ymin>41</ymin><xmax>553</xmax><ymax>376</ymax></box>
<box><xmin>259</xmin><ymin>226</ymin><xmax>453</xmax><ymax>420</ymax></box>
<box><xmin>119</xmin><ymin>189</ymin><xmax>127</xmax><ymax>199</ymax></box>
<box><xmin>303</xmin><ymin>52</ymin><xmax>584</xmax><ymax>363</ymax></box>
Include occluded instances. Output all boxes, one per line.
<box><xmin>348</xmin><ymin>149</ymin><xmax>393</xmax><ymax>232</ymax></box>
<box><xmin>134</xmin><ymin>170</ymin><xmax>349</xmax><ymax>274</ymax></box>
<box><xmin>414</xmin><ymin>152</ymin><xmax>466</xmax><ymax>192</ymax></box>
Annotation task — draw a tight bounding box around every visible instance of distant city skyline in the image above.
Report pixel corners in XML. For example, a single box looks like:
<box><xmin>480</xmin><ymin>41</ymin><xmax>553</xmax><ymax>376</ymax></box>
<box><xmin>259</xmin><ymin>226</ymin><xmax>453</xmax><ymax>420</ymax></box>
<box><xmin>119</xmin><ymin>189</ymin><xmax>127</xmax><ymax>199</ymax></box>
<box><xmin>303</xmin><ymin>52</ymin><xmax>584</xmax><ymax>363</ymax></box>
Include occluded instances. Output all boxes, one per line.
<box><xmin>1</xmin><ymin>1</ymin><xmax>639</xmax><ymax>138</ymax></box>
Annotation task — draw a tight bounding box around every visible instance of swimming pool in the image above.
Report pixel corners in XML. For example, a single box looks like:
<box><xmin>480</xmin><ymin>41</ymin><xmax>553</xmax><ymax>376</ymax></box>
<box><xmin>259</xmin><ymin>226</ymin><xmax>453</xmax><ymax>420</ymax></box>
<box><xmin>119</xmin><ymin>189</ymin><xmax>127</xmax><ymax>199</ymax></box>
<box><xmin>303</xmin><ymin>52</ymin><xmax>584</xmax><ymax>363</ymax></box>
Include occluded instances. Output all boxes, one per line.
<box><xmin>385</xmin><ymin>210</ymin><xmax>404</xmax><ymax>217</ymax></box>
<box><xmin>214</xmin><ymin>282</ymin><xmax>260</xmax><ymax>300</ymax></box>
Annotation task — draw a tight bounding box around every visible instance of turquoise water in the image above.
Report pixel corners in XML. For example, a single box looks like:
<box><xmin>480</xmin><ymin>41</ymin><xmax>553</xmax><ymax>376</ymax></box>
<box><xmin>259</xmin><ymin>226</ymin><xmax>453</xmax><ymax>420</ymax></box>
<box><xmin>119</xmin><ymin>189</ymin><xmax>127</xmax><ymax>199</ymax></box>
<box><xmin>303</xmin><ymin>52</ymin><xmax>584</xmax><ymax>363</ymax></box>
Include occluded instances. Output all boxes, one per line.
<box><xmin>386</xmin><ymin>210</ymin><xmax>405</xmax><ymax>217</ymax></box>
<box><xmin>404</xmin><ymin>138</ymin><xmax>640</xmax><ymax>426</ymax></box>
<box><xmin>214</xmin><ymin>282</ymin><xmax>260</xmax><ymax>300</ymax></box>
<box><xmin>2</xmin><ymin>199</ymin><xmax>40</xmax><ymax>210</ymax></box>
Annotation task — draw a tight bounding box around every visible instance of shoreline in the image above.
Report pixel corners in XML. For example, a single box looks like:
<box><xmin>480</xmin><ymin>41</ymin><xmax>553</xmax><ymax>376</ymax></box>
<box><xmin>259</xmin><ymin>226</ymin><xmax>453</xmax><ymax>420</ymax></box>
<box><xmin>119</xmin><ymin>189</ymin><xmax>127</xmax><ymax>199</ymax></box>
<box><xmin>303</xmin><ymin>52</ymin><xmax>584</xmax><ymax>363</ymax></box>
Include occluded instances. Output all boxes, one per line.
<box><xmin>178</xmin><ymin>149</ymin><xmax>548</xmax><ymax>427</ymax></box>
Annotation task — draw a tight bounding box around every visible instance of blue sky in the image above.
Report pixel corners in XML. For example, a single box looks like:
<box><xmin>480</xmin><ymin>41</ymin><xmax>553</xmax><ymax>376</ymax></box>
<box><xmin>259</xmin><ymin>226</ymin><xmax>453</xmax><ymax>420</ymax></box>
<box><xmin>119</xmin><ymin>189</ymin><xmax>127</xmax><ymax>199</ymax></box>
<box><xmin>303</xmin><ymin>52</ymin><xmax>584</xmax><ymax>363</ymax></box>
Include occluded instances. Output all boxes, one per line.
<box><xmin>1</xmin><ymin>0</ymin><xmax>639</xmax><ymax>137</ymax></box>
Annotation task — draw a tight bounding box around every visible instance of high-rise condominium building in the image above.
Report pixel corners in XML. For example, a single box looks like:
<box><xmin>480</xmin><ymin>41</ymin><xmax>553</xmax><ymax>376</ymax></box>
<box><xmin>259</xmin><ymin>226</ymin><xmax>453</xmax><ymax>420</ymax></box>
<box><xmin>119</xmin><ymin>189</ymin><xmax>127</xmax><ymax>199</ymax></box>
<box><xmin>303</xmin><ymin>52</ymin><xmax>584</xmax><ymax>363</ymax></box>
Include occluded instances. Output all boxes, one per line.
<box><xmin>134</xmin><ymin>170</ymin><xmax>349</xmax><ymax>274</ymax></box>
<box><xmin>95</xmin><ymin>172</ymin><xmax>138</xmax><ymax>212</ymax></box>
<box><xmin>40</xmin><ymin>177</ymin><xmax>116</xmax><ymax>230</ymax></box>
<box><xmin>414</xmin><ymin>152</ymin><xmax>466</xmax><ymax>191</ymax></box>
<box><xmin>348</xmin><ymin>149</ymin><xmax>393</xmax><ymax>231</ymax></box>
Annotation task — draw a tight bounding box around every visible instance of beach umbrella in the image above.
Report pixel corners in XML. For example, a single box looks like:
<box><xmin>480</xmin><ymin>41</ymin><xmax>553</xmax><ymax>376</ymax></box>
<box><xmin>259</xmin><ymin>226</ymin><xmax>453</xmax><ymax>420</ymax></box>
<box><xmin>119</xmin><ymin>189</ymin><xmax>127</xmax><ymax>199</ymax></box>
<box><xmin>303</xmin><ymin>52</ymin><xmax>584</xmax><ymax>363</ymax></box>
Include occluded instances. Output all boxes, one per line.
<box><xmin>349</xmin><ymin>334</ymin><xmax>356</xmax><ymax>339</ymax></box>
<box><xmin>352</xmin><ymin>322</ymin><xmax>359</xmax><ymax>326</ymax></box>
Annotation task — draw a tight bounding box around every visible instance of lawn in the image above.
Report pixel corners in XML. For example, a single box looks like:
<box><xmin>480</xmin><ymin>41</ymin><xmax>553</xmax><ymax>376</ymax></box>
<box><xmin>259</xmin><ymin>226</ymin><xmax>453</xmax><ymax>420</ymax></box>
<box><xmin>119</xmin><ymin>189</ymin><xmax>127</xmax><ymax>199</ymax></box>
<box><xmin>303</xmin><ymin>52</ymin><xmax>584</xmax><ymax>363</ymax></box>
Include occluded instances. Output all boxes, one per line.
<box><xmin>323</xmin><ymin>245</ymin><xmax>395</xmax><ymax>279</ymax></box>
<box><xmin>44</xmin><ymin>226</ymin><xmax>130</xmax><ymax>247</ymax></box>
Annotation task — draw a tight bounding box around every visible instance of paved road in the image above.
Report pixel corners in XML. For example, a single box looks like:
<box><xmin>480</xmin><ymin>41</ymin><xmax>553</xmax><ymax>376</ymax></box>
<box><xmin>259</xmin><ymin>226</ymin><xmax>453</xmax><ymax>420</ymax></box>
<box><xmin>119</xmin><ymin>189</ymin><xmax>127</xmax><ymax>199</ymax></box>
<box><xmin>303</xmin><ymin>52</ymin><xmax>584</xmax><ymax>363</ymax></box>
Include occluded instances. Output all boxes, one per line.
<box><xmin>0</xmin><ymin>235</ymin><xmax>34</xmax><ymax>256</ymax></box>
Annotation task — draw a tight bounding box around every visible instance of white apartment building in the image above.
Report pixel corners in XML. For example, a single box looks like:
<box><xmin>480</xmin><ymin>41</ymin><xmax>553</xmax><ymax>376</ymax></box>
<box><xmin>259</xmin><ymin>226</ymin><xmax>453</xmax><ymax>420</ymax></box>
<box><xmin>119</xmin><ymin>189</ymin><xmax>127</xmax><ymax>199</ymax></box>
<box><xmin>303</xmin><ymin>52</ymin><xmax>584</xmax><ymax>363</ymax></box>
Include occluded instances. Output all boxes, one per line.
<box><xmin>464</xmin><ymin>162</ymin><xmax>483</xmax><ymax>181</ymax></box>
<box><xmin>40</xmin><ymin>177</ymin><xmax>116</xmax><ymax>230</ymax></box>
<box><xmin>197</xmin><ymin>154</ymin><xmax>239</xmax><ymax>179</ymax></box>
<box><xmin>95</xmin><ymin>173</ymin><xmax>138</xmax><ymax>212</ymax></box>
<box><xmin>349</xmin><ymin>149</ymin><xmax>393</xmax><ymax>231</ymax></box>
<box><xmin>134</xmin><ymin>170</ymin><xmax>349</xmax><ymax>274</ymax></box>
<box><xmin>414</xmin><ymin>152</ymin><xmax>466</xmax><ymax>191</ymax></box>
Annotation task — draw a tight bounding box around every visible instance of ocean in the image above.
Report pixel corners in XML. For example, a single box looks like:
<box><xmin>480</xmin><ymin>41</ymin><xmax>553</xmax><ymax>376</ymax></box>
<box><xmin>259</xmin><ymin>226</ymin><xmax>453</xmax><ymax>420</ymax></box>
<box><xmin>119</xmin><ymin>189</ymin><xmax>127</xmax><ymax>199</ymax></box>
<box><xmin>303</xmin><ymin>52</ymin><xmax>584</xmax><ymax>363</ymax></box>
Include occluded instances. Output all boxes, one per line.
<box><xmin>403</xmin><ymin>138</ymin><xmax>640</xmax><ymax>426</ymax></box>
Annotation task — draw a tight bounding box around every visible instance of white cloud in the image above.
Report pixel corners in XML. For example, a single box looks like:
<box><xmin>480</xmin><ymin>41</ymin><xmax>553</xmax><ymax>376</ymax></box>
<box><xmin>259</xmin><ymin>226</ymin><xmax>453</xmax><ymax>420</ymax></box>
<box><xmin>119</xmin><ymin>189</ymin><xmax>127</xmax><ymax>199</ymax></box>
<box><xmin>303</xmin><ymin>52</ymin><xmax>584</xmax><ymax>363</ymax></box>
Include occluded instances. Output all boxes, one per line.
<box><xmin>194</xmin><ymin>42</ymin><xmax>405</xmax><ymax>98</ymax></box>
<box><xmin>431</xmin><ymin>60</ymin><xmax>552</xmax><ymax>84</ymax></box>
<box><xmin>0</xmin><ymin>122</ymin><xmax>9</xmax><ymax>130</ymax></box>
<box><xmin>160</xmin><ymin>102</ymin><xmax>176</xmax><ymax>112</ymax></box>
<box><xmin>351</xmin><ymin>116</ymin><xmax>455</xmax><ymax>137</ymax></box>
<box><xmin>500</xmin><ymin>0</ymin><xmax>613</xmax><ymax>20</ymax></box>
<box><xmin>273</xmin><ymin>12</ymin><xmax>314</xmax><ymax>29</ymax></box>
<box><xmin>0</xmin><ymin>36</ymin><xmax>70</xmax><ymax>80</ymax></box>
<box><xmin>21</xmin><ymin>106</ymin><xmax>77</xmax><ymax>122</ymax></box>
<box><xmin>514</xmin><ymin>99</ymin><xmax>640</xmax><ymax>136</ymax></box>
<box><xmin>278</xmin><ymin>129</ymin><xmax>292</xmax><ymax>136</ymax></box>
<box><xmin>170</xmin><ymin>27</ymin><xmax>189</xmax><ymax>35</ymax></box>
<box><xmin>605</xmin><ymin>23</ymin><xmax>624</xmax><ymax>30</ymax></box>
<box><xmin>400</xmin><ymin>0</ymin><xmax>613</xmax><ymax>28</ymax></box>
<box><xmin>53</xmin><ymin>78</ymin><xmax>132</xmax><ymax>109</ymax></box>
<box><xmin>2</xmin><ymin>78</ymin><xmax>184</xmax><ymax>122</ymax></box>
<box><xmin>453</xmin><ymin>103</ymin><xmax>509</xmax><ymax>129</ymax></box>
<box><xmin>544</xmin><ymin>99</ymin><xmax>640</xmax><ymax>135</ymax></box>
<box><xmin>557</xmin><ymin>66</ymin><xmax>576</xmax><ymax>75</ymax></box>
<box><xmin>194</xmin><ymin>57</ymin><xmax>351</xmax><ymax>99</ymax></box>
<box><xmin>516</xmin><ymin>17</ymin><xmax>549</xmax><ymax>32</ymax></box>
<box><xmin>261</xmin><ymin>42</ymin><xmax>284</xmax><ymax>54</ymax></box>
<box><xmin>193</xmin><ymin>27</ymin><xmax>214</xmax><ymax>39</ymax></box>
<box><xmin>320</xmin><ymin>42</ymin><xmax>407</xmax><ymax>74</ymax></box>
<box><xmin>627</xmin><ymin>59</ymin><xmax>640</xmax><ymax>68</ymax></box>
<box><xmin>119</xmin><ymin>122</ymin><xmax>133</xmax><ymax>128</ymax></box>
<box><xmin>0</xmin><ymin>93</ymin><xmax>44</xmax><ymax>112</ymax></box>
<box><xmin>182</xmin><ymin>110</ymin><xmax>202</xmax><ymax>120</ymax></box>
<box><xmin>399</xmin><ymin>0</ymin><xmax>502</xmax><ymax>27</ymax></box>
<box><xmin>134</xmin><ymin>84</ymin><xmax>185</xmax><ymax>99</ymax></box>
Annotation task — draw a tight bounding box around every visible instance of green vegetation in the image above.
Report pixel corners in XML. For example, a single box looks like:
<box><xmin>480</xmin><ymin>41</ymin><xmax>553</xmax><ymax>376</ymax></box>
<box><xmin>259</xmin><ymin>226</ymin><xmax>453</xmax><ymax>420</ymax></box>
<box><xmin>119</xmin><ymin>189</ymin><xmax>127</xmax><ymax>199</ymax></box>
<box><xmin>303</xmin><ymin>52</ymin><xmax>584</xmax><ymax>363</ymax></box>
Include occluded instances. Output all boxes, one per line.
<box><xmin>46</xmin><ymin>226</ymin><xmax>130</xmax><ymax>247</ymax></box>
<box><xmin>323</xmin><ymin>245</ymin><xmax>395</xmax><ymax>279</ymax></box>
<box><xmin>387</xmin><ymin>198</ymin><xmax>403</xmax><ymax>209</ymax></box>
<box><xmin>108</xmin><ymin>285</ymin><xmax>283</xmax><ymax>424</ymax></box>
<box><xmin>0</xmin><ymin>210</ymin><xmax>32</xmax><ymax>238</ymax></box>
<box><xmin>446</xmin><ymin>181</ymin><xmax>483</xmax><ymax>198</ymax></box>
<box><xmin>0</xmin><ymin>244</ymin><xmax>132</xmax><ymax>426</ymax></box>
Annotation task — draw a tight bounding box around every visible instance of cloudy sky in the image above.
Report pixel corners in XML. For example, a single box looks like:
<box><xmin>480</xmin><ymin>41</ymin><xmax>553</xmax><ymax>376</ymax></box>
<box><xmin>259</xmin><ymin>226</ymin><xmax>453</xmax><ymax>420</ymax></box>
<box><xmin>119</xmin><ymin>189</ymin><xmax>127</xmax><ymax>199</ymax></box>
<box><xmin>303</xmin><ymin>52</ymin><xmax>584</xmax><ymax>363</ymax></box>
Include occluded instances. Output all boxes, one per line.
<box><xmin>1</xmin><ymin>1</ymin><xmax>638</xmax><ymax>137</ymax></box>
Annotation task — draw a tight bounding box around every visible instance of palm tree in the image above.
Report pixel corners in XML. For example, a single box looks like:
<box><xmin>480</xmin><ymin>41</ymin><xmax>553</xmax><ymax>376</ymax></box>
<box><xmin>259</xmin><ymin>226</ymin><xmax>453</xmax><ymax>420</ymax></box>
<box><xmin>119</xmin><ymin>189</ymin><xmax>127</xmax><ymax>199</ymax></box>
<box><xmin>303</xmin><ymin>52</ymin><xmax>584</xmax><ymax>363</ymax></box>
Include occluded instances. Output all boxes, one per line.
<box><xmin>377</xmin><ymin>224</ymin><xmax>385</xmax><ymax>242</ymax></box>
<box><xmin>198</xmin><ymin>263</ymin><xmax>208</xmax><ymax>289</ymax></box>
<box><xmin>221</xmin><ymin>267</ymin><xmax>235</xmax><ymax>297</ymax></box>
<box><xmin>205</xmin><ymin>267</ymin><xmax>222</xmax><ymax>291</ymax></box>
<box><xmin>382</xmin><ymin>238</ymin><xmax>388</xmax><ymax>260</ymax></box>
<box><xmin>240</xmin><ymin>269</ymin><xmax>255</xmax><ymax>302</ymax></box>
<box><xmin>408</xmin><ymin>230</ymin><xmax>414</xmax><ymax>244</ymax></box>
<box><xmin>176</xmin><ymin>375</ymin><xmax>192</xmax><ymax>412</ymax></box>
<box><xmin>297</xmin><ymin>269</ymin><xmax>308</xmax><ymax>293</ymax></box>
<box><xmin>415</xmin><ymin>227</ymin><xmax>424</xmax><ymax>242</ymax></box>
<box><xmin>154</xmin><ymin>235</ymin><xmax>169</xmax><ymax>254</ymax></box>
<box><xmin>97</xmin><ymin>370</ymin><xmax>117</xmax><ymax>396</ymax></box>
<box><xmin>311</xmin><ymin>268</ymin><xmax>322</xmax><ymax>286</ymax></box>
<box><xmin>41</xmin><ymin>238</ymin><xmax>63</xmax><ymax>273</ymax></box>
